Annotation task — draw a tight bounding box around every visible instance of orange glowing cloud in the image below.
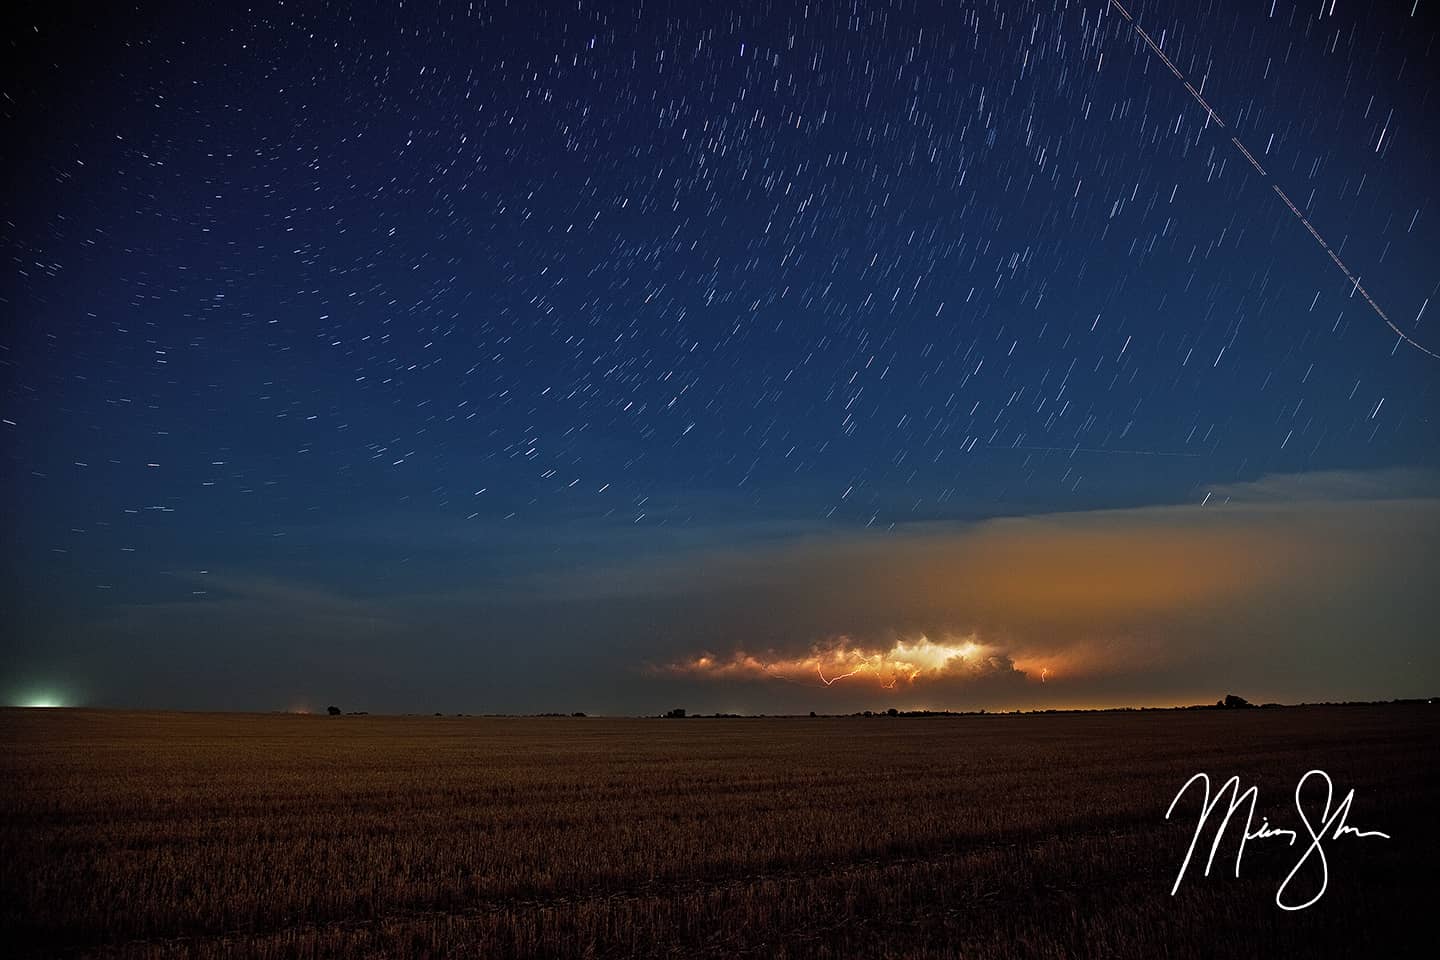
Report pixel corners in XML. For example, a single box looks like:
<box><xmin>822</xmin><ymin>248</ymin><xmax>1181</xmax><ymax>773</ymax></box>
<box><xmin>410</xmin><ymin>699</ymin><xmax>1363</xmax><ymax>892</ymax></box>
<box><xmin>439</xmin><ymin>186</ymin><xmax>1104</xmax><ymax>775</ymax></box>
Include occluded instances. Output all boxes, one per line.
<box><xmin>635</xmin><ymin>473</ymin><xmax>1440</xmax><ymax>703</ymax></box>
<box><xmin>664</xmin><ymin>633</ymin><xmax>1072</xmax><ymax>689</ymax></box>
<box><xmin>666</xmin><ymin>634</ymin><xmax>1026</xmax><ymax>687</ymax></box>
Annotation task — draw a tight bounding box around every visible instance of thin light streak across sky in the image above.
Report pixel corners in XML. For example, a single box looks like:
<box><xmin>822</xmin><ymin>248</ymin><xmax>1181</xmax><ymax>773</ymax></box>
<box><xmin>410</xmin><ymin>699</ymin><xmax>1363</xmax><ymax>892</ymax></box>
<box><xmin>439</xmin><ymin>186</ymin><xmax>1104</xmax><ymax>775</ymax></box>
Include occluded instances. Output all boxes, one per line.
<box><xmin>1108</xmin><ymin>0</ymin><xmax>1439</xmax><ymax>360</ymax></box>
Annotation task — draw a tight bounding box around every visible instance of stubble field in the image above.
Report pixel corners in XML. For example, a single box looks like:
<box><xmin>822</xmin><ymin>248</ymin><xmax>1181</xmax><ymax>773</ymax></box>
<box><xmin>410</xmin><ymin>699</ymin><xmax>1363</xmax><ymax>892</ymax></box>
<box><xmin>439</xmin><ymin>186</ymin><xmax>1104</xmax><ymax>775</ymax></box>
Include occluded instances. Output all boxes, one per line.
<box><xmin>2</xmin><ymin>705</ymin><xmax>1436</xmax><ymax>958</ymax></box>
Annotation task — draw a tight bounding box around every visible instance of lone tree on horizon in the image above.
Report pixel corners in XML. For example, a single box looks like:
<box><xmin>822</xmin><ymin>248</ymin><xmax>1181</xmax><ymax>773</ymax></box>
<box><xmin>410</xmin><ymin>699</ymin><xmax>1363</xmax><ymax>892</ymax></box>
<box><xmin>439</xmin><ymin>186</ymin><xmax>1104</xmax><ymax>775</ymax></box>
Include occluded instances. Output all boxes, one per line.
<box><xmin>326</xmin><ymin>705</ymin><xmax>342</xmax><ymax>716</ymax></box>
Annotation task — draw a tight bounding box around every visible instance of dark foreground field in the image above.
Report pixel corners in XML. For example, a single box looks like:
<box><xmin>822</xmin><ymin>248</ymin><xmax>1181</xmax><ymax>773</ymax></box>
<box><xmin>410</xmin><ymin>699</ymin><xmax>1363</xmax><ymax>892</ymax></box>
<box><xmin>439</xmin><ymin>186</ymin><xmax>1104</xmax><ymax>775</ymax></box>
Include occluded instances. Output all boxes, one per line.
<box><xmin>2</xmin><ymin>706</ymin><xmax>1436</xmax><ymax>958</ymax></box>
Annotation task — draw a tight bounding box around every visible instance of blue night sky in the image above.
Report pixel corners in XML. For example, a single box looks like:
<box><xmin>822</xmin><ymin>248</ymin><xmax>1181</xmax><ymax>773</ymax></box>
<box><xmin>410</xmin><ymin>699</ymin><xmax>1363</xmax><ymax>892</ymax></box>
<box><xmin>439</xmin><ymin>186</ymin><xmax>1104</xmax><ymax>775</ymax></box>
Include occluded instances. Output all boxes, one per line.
<box><xmin>3</xmin><ymin>0</ymin><xmax>1437</xmax><ymax>714</ymax></box>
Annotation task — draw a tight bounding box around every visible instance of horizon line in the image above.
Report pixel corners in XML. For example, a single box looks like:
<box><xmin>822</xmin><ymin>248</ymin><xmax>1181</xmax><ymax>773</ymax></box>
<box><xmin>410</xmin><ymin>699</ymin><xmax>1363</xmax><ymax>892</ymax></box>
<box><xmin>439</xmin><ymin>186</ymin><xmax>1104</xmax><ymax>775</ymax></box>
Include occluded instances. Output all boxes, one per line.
<box><xmin>5</xmin><ymin>696</ymin><xmax>1436</xmax><ymax>720</ymax></box>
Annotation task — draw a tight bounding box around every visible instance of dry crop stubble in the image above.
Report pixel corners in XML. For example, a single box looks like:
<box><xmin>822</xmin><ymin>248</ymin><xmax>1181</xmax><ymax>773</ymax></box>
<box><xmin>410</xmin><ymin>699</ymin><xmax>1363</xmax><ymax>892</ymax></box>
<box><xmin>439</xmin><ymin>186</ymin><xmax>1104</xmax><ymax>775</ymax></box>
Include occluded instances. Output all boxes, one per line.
<box><xmin>2</xmin><ymin>706</ymin><xmax>1436</xmax><ymax>958</ymax></box>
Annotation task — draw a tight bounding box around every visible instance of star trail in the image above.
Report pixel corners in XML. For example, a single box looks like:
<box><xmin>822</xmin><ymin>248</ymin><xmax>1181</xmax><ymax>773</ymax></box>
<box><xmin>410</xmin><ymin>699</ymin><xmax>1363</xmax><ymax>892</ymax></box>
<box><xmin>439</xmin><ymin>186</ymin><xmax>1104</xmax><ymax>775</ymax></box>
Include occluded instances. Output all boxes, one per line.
<box><xmin>3</xmin><ymin>0</ymin><xmax>1437</xmax><ymax>713</ymax></box>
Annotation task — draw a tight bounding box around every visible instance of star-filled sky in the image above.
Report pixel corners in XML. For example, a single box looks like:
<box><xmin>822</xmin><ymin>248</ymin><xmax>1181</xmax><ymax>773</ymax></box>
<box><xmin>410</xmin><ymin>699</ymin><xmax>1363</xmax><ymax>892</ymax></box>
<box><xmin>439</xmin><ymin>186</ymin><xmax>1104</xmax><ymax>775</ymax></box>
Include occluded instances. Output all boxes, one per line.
<box><xmin>3</xmin><ymin>0</ymin><xmax>1437</xmax><ymax>714</ymax></box>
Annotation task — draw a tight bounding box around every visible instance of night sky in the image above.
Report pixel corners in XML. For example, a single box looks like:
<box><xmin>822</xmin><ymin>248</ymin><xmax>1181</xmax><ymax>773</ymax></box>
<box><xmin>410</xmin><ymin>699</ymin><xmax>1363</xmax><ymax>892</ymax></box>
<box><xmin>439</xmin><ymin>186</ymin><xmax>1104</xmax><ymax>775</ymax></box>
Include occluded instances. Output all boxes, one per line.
<box><xmin>3</xmin><ymin>0</ymin><xmax>1437</xmax><ymax>714</ymax></box>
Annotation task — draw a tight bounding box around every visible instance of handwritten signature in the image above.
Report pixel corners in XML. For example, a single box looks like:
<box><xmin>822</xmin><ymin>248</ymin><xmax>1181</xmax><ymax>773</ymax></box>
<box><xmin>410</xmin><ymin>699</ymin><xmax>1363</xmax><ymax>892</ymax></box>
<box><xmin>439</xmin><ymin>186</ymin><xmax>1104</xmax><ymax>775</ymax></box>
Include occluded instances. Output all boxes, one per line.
<box><xmin>1166</xmin><ymin>769</ymin><xmax>1390</xmax><ymax>910</ymax></box>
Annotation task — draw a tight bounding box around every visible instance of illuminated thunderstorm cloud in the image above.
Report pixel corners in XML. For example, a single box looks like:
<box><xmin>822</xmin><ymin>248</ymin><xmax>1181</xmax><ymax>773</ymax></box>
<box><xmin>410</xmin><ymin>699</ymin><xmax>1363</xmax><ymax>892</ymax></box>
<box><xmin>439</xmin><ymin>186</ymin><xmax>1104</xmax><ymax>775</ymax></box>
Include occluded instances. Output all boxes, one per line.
<box><xmin>635</xmin><ymin>474</ymin><xmax>1440</xmax><ymax>707</ymax></box>
<box><xmin>664</xmin><ymin>634</ymin><xmax>1052</xmax><ymax>690</ymax></box>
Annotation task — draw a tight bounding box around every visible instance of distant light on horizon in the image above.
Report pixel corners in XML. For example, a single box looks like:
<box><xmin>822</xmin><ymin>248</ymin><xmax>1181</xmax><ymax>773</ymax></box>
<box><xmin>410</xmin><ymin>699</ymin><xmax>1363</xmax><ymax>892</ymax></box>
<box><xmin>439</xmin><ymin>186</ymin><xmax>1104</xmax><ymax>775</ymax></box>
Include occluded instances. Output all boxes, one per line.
<box><xmin>15</xmin><ymin>692</ymin><xmax>67</xmax><ymax>708</ymax></box>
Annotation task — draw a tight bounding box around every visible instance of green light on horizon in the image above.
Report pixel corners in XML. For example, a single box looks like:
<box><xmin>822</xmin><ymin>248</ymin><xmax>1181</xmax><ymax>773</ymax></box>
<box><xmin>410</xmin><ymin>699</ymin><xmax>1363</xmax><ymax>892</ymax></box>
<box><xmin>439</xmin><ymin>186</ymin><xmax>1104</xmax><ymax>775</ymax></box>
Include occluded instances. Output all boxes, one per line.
<box><xmin>14</xmin><ymin>691</ymin><xmax>67</xmax><ymax>708</ymax></box>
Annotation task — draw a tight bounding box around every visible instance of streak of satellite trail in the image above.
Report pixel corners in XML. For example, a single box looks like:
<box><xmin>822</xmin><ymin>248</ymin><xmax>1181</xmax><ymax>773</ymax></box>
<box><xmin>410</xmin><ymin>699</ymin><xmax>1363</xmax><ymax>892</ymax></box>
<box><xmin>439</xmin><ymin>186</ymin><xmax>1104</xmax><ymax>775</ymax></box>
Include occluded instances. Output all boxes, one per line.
<box><xmin>1108</xmin><ymin>0</ymin><xmax>1439</xmax><ymax>361</ymax></box>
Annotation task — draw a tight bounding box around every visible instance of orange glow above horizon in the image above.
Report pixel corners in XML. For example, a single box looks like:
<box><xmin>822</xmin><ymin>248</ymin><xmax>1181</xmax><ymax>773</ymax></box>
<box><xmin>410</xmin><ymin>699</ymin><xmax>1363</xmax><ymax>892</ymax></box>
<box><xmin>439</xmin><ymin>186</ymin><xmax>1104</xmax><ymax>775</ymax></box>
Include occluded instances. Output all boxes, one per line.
<box><xmin>664</xmin><ymin>634</ymin><xmax>1065</xmax><ymax>689</ymax></box>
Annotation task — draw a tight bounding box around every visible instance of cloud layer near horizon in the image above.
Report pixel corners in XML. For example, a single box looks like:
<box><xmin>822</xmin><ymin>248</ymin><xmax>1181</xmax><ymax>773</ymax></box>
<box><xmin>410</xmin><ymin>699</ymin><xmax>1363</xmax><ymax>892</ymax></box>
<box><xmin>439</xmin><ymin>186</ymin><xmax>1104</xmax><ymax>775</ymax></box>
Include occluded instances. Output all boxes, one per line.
<box><xmin>8</xmin><ymin>470</ymin><xmax>1439</xmax><ymax>712</ymax></box>
<box><xmin>643</xmin><ymin>493</ymin><xmax>1438</xmax><ymax>702</ymax></box>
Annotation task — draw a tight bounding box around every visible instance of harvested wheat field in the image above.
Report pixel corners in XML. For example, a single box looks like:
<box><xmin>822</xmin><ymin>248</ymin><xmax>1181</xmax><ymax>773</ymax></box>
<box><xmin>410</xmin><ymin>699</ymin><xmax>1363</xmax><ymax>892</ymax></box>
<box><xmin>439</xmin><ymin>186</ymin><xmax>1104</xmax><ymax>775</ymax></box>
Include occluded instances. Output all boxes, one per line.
<box><xmin>2</xmin><ymin>705</ymin><xmax>1435</xmax><ymax>958</ymax></box>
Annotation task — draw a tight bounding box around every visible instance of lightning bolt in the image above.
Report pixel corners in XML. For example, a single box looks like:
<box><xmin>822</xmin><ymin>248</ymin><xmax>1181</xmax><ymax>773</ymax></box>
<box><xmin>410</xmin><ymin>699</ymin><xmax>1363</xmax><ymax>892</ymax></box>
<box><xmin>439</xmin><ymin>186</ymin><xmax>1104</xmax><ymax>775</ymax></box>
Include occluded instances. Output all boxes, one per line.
<box><xmin>816</xmin><ymin>655</ymin><xmax>883</xmax><ymax>686</ymax></box>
